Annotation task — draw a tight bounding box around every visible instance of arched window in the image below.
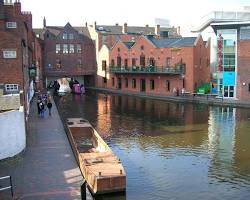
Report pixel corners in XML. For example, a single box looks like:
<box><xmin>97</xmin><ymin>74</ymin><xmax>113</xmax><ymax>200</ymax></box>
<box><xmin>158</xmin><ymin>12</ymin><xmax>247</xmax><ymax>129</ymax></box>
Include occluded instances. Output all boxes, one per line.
<box><xmin>149</xmin><ymin>57</ymin><xmax>155</xmax><ymax>66</ymax></box>
<box><xmin>140</xmin><ymin>54</ymin><xmax>145</xmax><ymax>66</ymax></box>
<box><xmin>117</xmin><ymin>56</ymin><xmax>121</xmax><ymax>67</ymax></box>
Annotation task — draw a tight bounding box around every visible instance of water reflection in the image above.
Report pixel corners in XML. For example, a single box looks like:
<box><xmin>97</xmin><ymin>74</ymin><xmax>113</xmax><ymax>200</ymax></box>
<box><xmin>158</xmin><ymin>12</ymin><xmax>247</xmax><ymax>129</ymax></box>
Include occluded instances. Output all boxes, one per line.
<box><xmin>54</xmin><ymin>91</ymin><xmax>250</xmax><ymax>200</ymax></box>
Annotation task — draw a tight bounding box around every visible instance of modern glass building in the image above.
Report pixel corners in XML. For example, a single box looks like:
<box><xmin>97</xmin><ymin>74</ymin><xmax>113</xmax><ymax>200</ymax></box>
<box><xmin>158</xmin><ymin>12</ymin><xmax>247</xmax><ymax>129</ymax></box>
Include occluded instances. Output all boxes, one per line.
<box><xmin>216</xmin><ymin>29</ymin><xmax>237</xmax><ymax>98</ymax></box>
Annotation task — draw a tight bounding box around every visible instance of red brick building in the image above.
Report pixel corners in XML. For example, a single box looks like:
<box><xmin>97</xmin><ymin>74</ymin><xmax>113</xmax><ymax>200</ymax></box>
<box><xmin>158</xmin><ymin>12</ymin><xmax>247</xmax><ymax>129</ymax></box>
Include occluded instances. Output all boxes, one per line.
<box><xmin>88</xmin><ymin>22</ymin><xmax>181</xmax><ymax>88</ymax></box>
<box><xmin>34</xmin><ymin>21</ymin><xmax>96</xmax><ymax>87</ymax></box>
<box><xmin>107</xmin><ymin>35</ymin><xmax>210</xmax><ymax>95</ymax></box>
<box><xmin>0</xmin><ymin>0</ymin><xmax>42</xmax><ymax>113</ymax></box>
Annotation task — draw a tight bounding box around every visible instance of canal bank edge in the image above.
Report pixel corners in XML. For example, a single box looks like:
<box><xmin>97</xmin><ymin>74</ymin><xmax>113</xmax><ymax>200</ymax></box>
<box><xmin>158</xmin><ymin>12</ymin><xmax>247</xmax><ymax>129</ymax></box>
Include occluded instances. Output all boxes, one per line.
<box><xmin>87</xmin><ymin>87</ymin><xmax>250</xmax><ymax>109</ymax></box>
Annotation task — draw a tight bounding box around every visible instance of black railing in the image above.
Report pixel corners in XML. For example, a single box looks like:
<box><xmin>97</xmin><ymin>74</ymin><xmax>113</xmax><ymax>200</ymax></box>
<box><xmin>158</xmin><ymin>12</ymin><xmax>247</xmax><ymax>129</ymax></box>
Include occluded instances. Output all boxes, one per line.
<box><xmin>0</xmin><ymin>176</ymin><xmax>14</xmax><ymax>198</ymax></box>
<box><xmin>110</xmin><ymin>65</ymin><xmax>185</xmax><ymax>74</ymax></box>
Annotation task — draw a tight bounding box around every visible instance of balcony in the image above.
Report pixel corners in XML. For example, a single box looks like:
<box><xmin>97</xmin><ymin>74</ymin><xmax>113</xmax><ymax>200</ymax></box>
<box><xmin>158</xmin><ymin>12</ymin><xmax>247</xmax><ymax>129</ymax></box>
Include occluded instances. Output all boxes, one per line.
<box><xmin>110</xmin><ymin>64</ymin><xmax>185</xmax><ymax>75</ymax></box>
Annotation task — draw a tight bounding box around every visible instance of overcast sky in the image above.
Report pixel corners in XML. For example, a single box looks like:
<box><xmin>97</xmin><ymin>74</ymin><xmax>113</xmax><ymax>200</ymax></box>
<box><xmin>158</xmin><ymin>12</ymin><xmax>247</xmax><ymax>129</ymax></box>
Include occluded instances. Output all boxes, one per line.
<box><xmin>21</xmin><ymin>0</ymin><xmax>249</xmax><ymax>36</ymax></box>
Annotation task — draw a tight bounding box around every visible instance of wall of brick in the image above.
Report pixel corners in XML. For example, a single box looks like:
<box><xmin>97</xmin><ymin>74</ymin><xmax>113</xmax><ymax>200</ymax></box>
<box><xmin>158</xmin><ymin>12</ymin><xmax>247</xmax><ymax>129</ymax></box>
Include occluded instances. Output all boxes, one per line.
<box><xmin>106</xmin><ymin>35</ymin><xmax>210</xmax><ymax>96</ymax></box>
<box><xmin>44</xmin><ymin>24</ymin><xmax>96</xmax><ymax>78</ymax></box>
<box><xmin>237</xmin><ymin>40</ymin><xmax>250</xmax><ymax>101</ymax></box>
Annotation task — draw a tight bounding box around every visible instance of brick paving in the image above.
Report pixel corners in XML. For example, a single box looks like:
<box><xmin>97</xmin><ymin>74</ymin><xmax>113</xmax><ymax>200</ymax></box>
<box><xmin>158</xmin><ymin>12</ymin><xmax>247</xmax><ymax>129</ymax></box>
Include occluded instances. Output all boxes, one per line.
<box><xmin>0</xmin><ymin>97</ymin><xmax>84</xmax><ymax>200</ymax></box>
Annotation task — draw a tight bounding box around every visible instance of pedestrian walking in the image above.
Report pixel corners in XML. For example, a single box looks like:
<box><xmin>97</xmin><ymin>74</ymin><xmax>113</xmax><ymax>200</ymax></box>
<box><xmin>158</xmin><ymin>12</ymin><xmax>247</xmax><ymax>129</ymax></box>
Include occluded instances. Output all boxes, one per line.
<box><xmin>47</xmin><ymin>100</ymin><xmax>53</xmax><ymax>116</ymax></box>
<box><xmin>37</xmin><ymin>97</ymin><xmax>41</xmax><ymax>115</ymax></box>
<box><xmin>39</xmin><ymin>101</ymin><xmax>45</xmax><ymax>118</ymax></box>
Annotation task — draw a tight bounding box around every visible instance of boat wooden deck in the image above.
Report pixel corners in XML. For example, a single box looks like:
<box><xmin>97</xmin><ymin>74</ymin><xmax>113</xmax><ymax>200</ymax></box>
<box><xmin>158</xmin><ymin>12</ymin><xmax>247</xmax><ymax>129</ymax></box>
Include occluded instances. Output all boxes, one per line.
<box><xmin>66</xmin><ymin>118</ymin><xmax>126</xmax><ymax>194</ymax></box>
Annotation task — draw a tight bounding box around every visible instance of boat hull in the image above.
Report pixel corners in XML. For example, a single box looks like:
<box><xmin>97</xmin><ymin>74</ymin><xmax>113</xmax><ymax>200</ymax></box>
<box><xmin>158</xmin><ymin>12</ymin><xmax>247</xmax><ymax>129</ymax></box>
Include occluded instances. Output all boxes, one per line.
<box><xmin>66</xmin><ymin>118</ymin><xmax>126</xmax><ymax>194</ymax></box>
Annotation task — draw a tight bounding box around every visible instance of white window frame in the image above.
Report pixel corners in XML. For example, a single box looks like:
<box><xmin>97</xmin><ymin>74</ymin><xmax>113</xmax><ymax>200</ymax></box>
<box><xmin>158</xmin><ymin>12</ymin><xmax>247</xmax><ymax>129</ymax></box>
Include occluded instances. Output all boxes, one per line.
<box><xmin>5</xmin><ymin>84</ymin><xmax>19</xmax><ymax>92</ymax></box>
<box><xmin>56</xmin><ymin>44</ymin><xmax>60</xmax><ymax>54</ymax></box>
<box><xmin>69</xmin><ymin>33</ymin><xmax>74</xmax><ymax>40</ymax></box>
<box><xmin>77</xmin><ymin>44</ymin><xmax>82</xmax><ymax>53</ymax></box>
<box><xmin>62</xmin><ymin>33</ymin><xmax>68</xmax><ymax>40</ymax></box>
<box><xmin>3</xmin><ymin>50</ymin><xmax>17</xmax><ymax>58</ymax></box>
<box><xmin>63</xmin><ymin>44</ymin><xmax>68</xmax><ymax>54</ymax></box>
<box><xmin>69</xmin><ymin>44</ymin><xmax>74</xmax><ymax>53</ymax></box>
<box><xmin>6</xmin><ymin>22</ymin><xmax>17</xmax><ymax>28</ymax></box>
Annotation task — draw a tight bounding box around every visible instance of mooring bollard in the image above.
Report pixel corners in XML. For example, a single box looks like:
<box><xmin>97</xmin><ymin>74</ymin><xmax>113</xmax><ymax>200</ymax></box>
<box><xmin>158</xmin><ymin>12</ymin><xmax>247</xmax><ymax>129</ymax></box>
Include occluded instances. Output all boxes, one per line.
<box><xmin>81</xmin><ymin>181</ymin><xmax>86</xmax><ymax>200</ymax></box>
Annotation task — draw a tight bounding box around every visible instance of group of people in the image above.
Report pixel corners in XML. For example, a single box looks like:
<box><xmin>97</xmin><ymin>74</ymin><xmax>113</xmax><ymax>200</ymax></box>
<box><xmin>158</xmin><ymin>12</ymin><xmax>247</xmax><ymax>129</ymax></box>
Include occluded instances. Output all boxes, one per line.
<box><xmin>37</xmin><ymin>93</ymin><xmax>53</xmax><ymax>118</ymax></box>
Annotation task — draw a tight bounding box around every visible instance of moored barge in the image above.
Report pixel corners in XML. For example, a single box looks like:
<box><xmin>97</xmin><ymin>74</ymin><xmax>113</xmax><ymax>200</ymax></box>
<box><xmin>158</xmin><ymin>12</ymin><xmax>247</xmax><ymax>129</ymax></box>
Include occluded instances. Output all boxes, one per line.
<box><xmin>66</xmin><ymin>118</ymin><xmax>126</xmax><ymax>194</ymax></box>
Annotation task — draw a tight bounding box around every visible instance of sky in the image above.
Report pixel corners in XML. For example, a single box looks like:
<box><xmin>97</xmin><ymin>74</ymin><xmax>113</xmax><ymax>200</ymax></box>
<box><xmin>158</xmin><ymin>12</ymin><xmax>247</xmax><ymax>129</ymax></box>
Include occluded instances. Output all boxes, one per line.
<box><xmin>21</xmin><ymin>0</ymin><xmax>249</xmax><ymax>36</ymax></box>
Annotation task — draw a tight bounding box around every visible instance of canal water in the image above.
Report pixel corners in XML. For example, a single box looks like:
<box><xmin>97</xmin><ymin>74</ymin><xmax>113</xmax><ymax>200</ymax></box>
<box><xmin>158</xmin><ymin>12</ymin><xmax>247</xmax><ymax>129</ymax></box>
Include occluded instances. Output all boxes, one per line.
<box><xmin>54</xmin><ymin>91</ymin><xmax>250</xmax><ymax>200</ymax></box>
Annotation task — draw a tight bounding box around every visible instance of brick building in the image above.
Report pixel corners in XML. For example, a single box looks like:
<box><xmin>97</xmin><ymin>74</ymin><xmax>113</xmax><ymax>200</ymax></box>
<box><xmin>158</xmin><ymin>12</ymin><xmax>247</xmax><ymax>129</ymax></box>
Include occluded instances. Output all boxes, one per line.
<box><xmin>0</xmin><ymin>0</ymin><xmax>42</xmax><ymax>113</ymax></box>
<box><xmin>88</xmin><ymin>22</ymin><xmax>181</xmax><ymax>88</ymax></box>
<box><xmin>34</xmin><ymin>20</ymin><xmax>96</xmax><ymax>87</ymax></box>
<box><xmin>104</xmin><ymin>35</ymin><xmax>210</xmax><ymax>96</ymax></box>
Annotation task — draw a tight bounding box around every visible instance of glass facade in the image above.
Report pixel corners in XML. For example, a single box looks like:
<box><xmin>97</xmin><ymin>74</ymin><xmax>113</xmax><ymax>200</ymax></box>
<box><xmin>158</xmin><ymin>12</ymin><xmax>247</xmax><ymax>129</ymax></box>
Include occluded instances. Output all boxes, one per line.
<box><xmin>217</xmin><ymin>29</ymin><xmax>237</xmax><ymax>98</ymax></box>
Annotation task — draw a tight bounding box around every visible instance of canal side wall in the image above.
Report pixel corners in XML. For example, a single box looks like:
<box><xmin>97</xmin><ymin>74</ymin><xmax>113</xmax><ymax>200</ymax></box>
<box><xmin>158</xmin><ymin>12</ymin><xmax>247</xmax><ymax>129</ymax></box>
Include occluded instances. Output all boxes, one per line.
<box><xmin>88</xmin><ymin>87</ymin><xmax>250</xmax><ymax>108</ymax></box>
<box><xmin>0</xmin><ymin>108</ymin><xmax>26</xmax><ymax>160</ymax></box>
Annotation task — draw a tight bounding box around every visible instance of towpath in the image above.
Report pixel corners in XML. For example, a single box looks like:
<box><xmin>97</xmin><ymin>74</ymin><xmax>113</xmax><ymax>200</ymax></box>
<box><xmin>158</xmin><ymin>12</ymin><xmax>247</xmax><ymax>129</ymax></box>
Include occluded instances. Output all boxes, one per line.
<box><xmin>0</xmin><ymin>97</ymin><xmax>88</xmax><ymax>200</ymax></box>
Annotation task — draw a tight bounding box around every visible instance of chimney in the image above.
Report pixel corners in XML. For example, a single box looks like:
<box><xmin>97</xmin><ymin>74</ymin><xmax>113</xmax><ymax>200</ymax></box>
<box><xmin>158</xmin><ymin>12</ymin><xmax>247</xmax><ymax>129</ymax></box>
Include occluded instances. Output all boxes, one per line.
<box><xmin>123</xmin><ymin>23</ymin><xmax>127</xmax><ymax>34</ymax></box>
<box><xmin>85</xmin><ymin>22</ymin><xmax>88</xmax><ymax>27</ymax></box>
<box><xmin>0</xmin><ymin>0</ymin><xmax>4</xmax><ymax>20</ymax></box>
<box><xmin>43</xmin><ymin>17</ymin><xmax>46</xmax><ymax>28</ymax></box>
<box><xmin>14</xmin><ymin>0</ymin><xmax>21</xmax><ymax>15</ymax></box>
<box><xmin>94</xmin><ymin>21</ymin><xmax>97</xmax><ymax>29</ymax></box>
<box><xmin>115</xmin><ymin>23</ymin><xmax>119</xmax><ymax>26</ymax></box>
<box><xmin>155</xmin><ymin>24</ymin><xmax>160</xmax><ymax>38</ymax></box>
<box><xmin>177</xmin><ymin>26</ymin><xmax>180</xmax><ymax>35</ymax></box>
<box><xmin>146</xmin><ymin>24</ymin><xmax>149</xmax><ymax>28</ymax></box>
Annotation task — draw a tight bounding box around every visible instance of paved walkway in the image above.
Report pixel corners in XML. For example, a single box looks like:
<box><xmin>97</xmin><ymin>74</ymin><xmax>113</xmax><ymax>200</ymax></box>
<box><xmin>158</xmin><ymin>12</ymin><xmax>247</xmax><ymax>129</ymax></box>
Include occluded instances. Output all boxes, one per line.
<box><xmin>0</xmin><ymin>98</ymin><xmax>84</xmax><ymax>200</ymax></box>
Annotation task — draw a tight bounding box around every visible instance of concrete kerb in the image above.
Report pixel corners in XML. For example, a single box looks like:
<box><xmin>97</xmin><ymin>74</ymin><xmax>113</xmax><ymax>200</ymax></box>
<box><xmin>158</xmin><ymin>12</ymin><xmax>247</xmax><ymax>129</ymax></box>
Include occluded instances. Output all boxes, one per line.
<box><xmin>87</xmin><ymin>87</ymin><xmax>250</xmax><ymax>108</ymax></box>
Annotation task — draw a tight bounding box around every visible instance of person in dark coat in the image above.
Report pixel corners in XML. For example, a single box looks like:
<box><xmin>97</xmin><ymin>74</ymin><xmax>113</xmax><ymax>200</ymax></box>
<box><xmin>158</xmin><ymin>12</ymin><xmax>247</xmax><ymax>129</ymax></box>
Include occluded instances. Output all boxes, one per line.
<box><xmin>37</xmin><ymin>97</ymin><xmax>41</xmax><ymax>115</ymax></box>
<box><xmin>47</xmin><ymin>100</ymin><xmax>52</xmax><ymax>116</ymax></box>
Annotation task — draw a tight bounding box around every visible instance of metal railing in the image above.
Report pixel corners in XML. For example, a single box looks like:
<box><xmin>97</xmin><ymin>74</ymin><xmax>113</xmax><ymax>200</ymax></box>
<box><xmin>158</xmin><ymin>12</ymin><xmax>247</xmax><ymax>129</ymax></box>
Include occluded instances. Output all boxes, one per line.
<box><xmin>110</xmin><ymin>65</ymin><xmax>185</xmax><ymax>74</ymax></box>
<box><xmin>0</xmin><ymin>176</ymin><xmax>14</xmax><ymax>198</ymax></box>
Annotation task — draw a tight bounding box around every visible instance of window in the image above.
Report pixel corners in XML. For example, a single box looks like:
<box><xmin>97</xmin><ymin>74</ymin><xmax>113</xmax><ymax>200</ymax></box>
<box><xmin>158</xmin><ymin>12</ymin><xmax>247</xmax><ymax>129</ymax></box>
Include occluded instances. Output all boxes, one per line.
<box><xmin>69</xmin><ymin>44</ymin><xmax>74</xmax><ymax>53</ymax></box>
<box><xmin>150</xmin><ymin>80</ymin><xmax>155</xmax><ymax>90</ymax></box>
<box><xmin>149</xmin><ymin>57</ymin><xmax>155</xmax><ymax>66</ymax></box>
<box><xmin>141</xmin><ymin>45</ymin><xmax>144</xmax><ymax>50</ymax></box>
<box><xmin>166</xmin><ymin>80</ymin><xmax>170</xmax><ymax>91</ymax></box>
<box><xmin>117</xmin><ymin>56</ymin><xmax>121</xmax><ymax>67</ymax></box>
<box><xmin>124</xmin><ymin>59</ymin><xmax>128</xmax><ymax>67</ymax></box>
<box><xmin>166</xmin><ymin>57</ymin><xmax>171</xmax><ymax>67</ymax></box>
<box><xmin>63</xmin><ymin>33</ymin><xmax>68</xmax><ymax>39</ymax></box>
<box><xmin>125</xmin><ymin>78</ymin><xmax>128</xmax><ymax>88</ymax></box>
<box><xmin>6</xmin><ymin>22</ymin><xmax>17</xmax><ymax>28</ymax></box>
<box><xmin>112</xmin><ymin>78</ymin><xmax>115</xmax><ymax>87</ymax></box>
<box><xmin>77</xmin><ymin>59</ymin><xmax>82</xmax><ymax>67</ymax></box>
<box><xmin>56</xmin><ymin>44</ymin><xmax>60</xmax><ymax>54</ymax></box>
<box><xmin>132</xmin><ymin>58</ymin><xmax>136</xmax><ymax>66</ymax></box>
<box><xmin>140</xmin><ymin>55</ymin><xmax>145</xmax><ymax>66</ymax></box>
<box><xmin>5</xmin><ymin>84</ymin><xmax>18</xmax><ymax>92</ymax></box>
<box><xmin>102</xmin><ymin>60</ymin><xmax>107</xmax><ymax>70</ymax></box>
<box><xmin>132</xmin><ymin>78</ymin><xmax>136</xmax><ymax>88</ymax></box>
<box><xmin>77</xmin><ymin>44</ymin><xmax>82</xmax><ymax>53</ymax></box>
<box><xmin>118</xmin><ymin>48</ymin><xmax>120</xmax><ymax>52</ymax></box>
<box><xmin>102</xmin><ymin>34</ymin><xmax>107</xmax><ymax>45</ymax></box>
<box><xmin>69</xmin><ymin>33</ymin><xmax>74</xmax><ymax>39</ymax></box>
<box><xmin>63</xmin><ymin>44</ymin><xmax>68</xmax><ymax>53</ymax></box>
<box><xmin>160</xmin><ymin>31</ymin><xmax>169</xmax><ymax>38</ymax></box>
<box><xmin>111</xmin><ymin>59</ymin><xmax>115</xmax><ymax>67</ymax></box>
<box><xmin>3</xmin><ymin>50</ymin><xmax>16</xmax><ymax>58</ymax></box>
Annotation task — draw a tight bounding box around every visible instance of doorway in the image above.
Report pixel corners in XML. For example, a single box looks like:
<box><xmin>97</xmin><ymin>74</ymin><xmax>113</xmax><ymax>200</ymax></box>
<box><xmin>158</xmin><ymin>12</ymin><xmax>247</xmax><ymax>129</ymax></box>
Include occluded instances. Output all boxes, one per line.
<box><xmin>223</xmin><ymin>85</ymin><xmax>234</xmax><ymax>98</ymax></box>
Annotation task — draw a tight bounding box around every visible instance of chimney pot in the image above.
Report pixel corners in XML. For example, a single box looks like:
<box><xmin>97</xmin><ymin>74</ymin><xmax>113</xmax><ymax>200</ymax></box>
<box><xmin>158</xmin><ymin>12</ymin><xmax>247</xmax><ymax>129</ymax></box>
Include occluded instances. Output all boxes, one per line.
<box><xmin>155</xmin><ymin>24</ymin><xmax>160</xmax><ymax>38</ymax></box>
<box><xmin>123</xmin><ymin>23</ymin><xmax>127</xmax><ymax>34</ymax></box>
